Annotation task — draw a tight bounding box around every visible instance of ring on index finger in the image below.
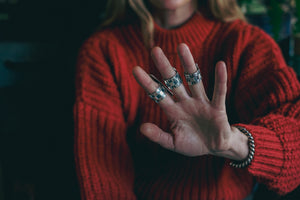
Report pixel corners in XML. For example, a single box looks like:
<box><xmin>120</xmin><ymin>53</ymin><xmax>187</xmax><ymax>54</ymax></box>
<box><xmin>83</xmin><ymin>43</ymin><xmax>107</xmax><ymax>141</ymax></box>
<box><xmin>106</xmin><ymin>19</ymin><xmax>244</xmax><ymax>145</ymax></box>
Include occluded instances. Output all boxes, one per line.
<box><xmin>149</xmin><ymin>74</ymin><xmax>173</xmax><ymax>103</ymax></box>
<box><xmin>148</xmin><ymin>84</ymin><xmax>167</xmax><ymax>103</ymax></box>
<box><xmin>184</xmin><ymin>64</ymin><xmax>202</xmax><ymax>85</ymax></box>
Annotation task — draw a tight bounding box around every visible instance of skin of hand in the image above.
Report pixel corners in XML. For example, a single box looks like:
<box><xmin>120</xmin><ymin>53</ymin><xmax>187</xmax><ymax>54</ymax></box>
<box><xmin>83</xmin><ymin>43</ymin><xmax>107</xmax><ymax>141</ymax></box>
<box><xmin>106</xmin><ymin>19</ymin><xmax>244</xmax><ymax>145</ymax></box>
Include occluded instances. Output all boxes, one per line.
<box><xmin>132</xmin><ymin>43</ymin><xmax>249</xmax><ymax>161</ymax></box>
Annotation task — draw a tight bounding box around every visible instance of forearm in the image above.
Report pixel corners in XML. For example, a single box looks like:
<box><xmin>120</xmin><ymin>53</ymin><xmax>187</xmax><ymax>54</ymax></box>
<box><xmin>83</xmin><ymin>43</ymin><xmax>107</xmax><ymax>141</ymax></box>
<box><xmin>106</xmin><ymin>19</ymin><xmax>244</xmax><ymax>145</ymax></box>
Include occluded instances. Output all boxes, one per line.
<box><xmin>74</xmin><ymin>101</ymin><xmax>137</xmax><ymax>200</ymax></box>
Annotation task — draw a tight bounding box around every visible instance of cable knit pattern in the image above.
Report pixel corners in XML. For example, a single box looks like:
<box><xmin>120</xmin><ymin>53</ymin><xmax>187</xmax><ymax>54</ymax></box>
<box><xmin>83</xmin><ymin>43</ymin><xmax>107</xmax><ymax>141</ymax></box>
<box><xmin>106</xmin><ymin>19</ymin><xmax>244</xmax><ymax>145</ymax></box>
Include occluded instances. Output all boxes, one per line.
<box><xmin>74</xmin><ymin>12</ymin><xmax>300</xmax><ymax>200</ymax></box>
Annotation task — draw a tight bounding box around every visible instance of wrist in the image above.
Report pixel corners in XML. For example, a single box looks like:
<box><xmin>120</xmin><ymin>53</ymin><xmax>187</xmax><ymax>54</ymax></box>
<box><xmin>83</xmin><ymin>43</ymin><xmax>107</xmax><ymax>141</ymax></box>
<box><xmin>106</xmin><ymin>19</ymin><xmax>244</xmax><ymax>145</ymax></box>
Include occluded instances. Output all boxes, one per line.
<box><xmin>216</xmin><ymin>126</ymin><xmax>249</xmax><ymax>160</ymax></box>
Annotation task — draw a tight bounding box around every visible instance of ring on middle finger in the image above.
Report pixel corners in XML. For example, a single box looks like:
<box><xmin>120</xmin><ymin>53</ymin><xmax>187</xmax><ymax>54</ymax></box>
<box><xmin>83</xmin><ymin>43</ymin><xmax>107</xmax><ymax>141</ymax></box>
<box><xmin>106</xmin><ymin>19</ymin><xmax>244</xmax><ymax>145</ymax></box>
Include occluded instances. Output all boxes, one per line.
<box><xmin>164</xmin><ymin>68</ymin><xmax>183</xmax><ymax>90</ymax></box>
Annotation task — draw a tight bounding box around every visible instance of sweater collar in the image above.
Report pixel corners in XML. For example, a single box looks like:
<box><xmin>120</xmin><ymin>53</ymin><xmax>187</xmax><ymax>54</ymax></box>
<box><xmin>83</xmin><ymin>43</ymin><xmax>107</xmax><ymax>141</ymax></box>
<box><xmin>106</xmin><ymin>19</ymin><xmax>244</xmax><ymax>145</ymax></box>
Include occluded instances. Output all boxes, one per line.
<box><xmin>153</xmin><ymin>11</ymin><xmax>215</xmax><ymax>53</ymax></box>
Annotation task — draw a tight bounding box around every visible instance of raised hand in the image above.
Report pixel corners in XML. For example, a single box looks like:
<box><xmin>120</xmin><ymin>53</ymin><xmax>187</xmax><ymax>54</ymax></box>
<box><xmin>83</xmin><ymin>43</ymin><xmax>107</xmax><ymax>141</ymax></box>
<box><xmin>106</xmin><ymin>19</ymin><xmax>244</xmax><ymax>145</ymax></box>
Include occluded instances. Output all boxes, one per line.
<box><xmin>133</xmin><ymin>43</ymin><xmax>248</xmax><ymax>160</ymax></box>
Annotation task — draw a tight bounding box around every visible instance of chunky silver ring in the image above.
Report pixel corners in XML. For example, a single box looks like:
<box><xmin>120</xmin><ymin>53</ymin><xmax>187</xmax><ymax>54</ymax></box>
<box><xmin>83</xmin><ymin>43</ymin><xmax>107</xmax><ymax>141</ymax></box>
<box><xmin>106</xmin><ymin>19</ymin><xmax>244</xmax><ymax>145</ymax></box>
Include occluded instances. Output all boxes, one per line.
<box><xmin>184</xmin><ymin>64</ymin><xmax>202</xmax><ymax>85</ymax></box>
<box><xmin>148</xmin><ymin>84</ymin><xmax>167</xmax><ymax>103</ymax></box>
<box><xmin>164</xmin><ymin>68</ymin><xmax>183</xmax><ymax>90</ymax></box>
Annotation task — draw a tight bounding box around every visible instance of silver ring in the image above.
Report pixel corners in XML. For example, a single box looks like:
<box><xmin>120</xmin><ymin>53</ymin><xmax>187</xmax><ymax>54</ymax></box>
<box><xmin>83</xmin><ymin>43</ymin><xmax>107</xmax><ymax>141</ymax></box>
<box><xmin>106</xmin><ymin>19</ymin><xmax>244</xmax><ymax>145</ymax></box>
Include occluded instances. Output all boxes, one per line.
<box><xmin>184</xmin><ymin>64</ymin><xmax>202</xmax><ymax>85</ymax></box>
<box><xmin>164</xmin><ymin>68</ymin><xmax>183</xmax><ymax>90</ymax></box>
<box><xmin>148</xmin><ymin>84</ymin><xmax>167</xmax><ymax>103</ymax></box>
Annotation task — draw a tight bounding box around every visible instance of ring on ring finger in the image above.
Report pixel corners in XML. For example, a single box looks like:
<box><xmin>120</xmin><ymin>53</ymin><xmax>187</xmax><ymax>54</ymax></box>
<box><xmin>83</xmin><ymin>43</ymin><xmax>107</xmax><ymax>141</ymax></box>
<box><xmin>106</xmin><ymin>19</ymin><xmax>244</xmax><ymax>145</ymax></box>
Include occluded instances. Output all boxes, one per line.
<box><xmin>184</xmin><ymin>64</ymin><xmax>202</xmax><ymax>85</ymax></box>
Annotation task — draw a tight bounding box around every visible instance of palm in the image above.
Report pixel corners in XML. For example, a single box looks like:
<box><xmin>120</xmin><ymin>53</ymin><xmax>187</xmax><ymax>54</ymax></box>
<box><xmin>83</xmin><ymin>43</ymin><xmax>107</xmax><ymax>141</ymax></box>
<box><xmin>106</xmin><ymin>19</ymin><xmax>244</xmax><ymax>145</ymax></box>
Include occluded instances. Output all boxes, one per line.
<box><xmin>152</xmin><ymin>96</ymin><xmax>231</xmax><ymax>156</ymax></box>
<box><xmin>133</xmin><ymin>43</ymin><xmax>232</xmax><ymax>157</ymax></box>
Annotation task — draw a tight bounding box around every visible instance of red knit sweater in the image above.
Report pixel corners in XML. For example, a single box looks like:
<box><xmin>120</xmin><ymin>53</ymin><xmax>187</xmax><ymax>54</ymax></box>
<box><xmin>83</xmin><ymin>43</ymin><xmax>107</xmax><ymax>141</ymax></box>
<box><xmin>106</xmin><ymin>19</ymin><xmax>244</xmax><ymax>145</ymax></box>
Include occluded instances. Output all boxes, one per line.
<box><xmin>74</xmin><ymin>12</ymin><xmax>300</xmax><ymax>200</ymax></box>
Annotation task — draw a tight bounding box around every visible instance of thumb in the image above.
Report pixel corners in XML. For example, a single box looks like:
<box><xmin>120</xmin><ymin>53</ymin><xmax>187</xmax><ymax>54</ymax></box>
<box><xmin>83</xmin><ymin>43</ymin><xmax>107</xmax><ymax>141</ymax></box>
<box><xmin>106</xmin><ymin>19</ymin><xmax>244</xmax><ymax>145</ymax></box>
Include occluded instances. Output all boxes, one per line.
<box><xmin>140</xmin><ymin>123</ymin><xmax>174</xmax><ymax>150</ymax></box>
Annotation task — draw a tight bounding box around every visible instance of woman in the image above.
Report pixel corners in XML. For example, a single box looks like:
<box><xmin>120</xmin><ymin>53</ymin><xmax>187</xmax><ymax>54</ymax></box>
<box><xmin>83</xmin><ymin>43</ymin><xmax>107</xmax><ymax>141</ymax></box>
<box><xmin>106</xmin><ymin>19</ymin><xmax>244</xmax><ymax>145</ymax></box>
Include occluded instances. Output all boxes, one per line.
<box><xmin>74</xmin><ymin>0</ymin><xmax>300</xmax><ymax>199</ymax></box>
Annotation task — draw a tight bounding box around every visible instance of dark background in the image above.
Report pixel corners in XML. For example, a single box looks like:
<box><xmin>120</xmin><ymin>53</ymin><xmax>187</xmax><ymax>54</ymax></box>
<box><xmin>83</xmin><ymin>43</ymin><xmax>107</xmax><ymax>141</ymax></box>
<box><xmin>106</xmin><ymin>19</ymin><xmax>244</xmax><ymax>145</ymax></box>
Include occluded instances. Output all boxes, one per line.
<box><xmin>0</xmin><ymin>0</ymin><xmax>105</xmax><ymax>199</ymax></box>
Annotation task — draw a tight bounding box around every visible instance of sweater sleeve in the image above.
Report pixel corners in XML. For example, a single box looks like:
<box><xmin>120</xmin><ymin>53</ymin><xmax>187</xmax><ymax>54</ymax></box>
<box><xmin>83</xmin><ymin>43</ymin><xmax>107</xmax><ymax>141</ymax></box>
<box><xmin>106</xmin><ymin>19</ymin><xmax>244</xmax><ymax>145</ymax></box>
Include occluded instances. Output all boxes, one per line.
<box><xmin>73</xmin><ymin>37</ymin><xmax>136</xmax><ymax>200</ymax></box>
<box><xmin>233</xmin><ymin>27</ymin><xmax>300</xmax><ymax>195</ymax></box>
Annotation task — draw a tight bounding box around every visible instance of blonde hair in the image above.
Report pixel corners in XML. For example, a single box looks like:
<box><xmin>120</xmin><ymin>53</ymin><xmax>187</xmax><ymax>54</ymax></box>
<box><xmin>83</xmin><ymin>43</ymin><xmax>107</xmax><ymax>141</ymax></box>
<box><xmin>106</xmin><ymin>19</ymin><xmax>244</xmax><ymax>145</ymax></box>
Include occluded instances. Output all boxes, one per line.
<box><xmin>101</xmin><ymin>0</ymin><xmax>245</xmax><ymax>47</ymax></box>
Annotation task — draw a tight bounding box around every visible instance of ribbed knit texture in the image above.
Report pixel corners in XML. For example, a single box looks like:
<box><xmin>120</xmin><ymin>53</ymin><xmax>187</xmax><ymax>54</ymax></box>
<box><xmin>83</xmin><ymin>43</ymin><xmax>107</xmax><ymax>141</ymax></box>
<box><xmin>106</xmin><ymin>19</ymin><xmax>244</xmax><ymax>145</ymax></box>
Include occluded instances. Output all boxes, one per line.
<box><xmin>74</xmin><ymin>12</ymin><xmax>300</xmax><ymax>200</ymax></box>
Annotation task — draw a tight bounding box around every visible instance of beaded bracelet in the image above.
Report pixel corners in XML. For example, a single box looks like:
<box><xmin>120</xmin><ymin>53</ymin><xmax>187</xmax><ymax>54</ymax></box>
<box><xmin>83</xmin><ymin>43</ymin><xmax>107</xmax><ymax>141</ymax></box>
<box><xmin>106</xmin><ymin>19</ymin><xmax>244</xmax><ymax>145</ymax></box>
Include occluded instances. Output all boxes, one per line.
<box><xmin>229</xmin><ymin>126</ymin><xmax>255</xmax><ymax>168</ymax></box>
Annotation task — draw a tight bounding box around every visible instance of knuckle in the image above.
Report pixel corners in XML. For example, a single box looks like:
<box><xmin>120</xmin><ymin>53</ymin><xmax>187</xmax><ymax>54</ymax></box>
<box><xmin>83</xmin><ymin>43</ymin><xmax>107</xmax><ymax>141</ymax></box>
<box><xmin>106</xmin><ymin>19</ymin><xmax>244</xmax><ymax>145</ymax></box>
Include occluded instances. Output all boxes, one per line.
<box><xmin>166</xmin><ymin>136</ymin><xmax>175</xmax><ymax>150</ymax></box>
<box><xmin>157</xmin><ymin>131</ymin><xmax>164</xmax><ymax>141</ymax></box>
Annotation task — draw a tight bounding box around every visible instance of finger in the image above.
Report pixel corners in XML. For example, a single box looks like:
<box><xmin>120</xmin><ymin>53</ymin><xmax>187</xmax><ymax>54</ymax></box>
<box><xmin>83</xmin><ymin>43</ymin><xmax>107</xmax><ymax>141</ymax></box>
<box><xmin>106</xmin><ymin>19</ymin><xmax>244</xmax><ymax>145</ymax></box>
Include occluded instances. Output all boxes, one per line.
<box><xmin>132</xmin><ymin>66</ymin><xmax>175</xmax><ymax>109</ymax></box>
<box><xmin>177</xmin><ymin>43</ymin><xmax>208</xmax><ymax>101</ymax></box>
<box><xmin>140</xmin><ymin>123</ymin><xmax>175</xmax><ymax>151</ymax></box>
<box><xmin>151</xmin><ymin>47</ymin><xmax>189</xmax><ymax>101</ymax></box>
<box><xmin>212</xmin><ymin>61</ymin><xmax>227</xmax><ymax>109</ymax></box>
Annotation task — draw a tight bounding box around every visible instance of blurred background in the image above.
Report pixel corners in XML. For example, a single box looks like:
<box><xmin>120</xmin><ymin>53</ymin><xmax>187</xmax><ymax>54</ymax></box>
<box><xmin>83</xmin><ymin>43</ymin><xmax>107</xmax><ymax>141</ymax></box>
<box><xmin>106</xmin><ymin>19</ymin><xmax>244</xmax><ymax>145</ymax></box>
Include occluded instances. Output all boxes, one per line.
<box><xmin>0</xmin><ymin>0</ymin><xmax>105</xmax><ymax>199</ymax></box>
<box><xmin>0</xmin><ymin>0</ymin><xmax>299</xmax><ymax>200</ymax></box>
